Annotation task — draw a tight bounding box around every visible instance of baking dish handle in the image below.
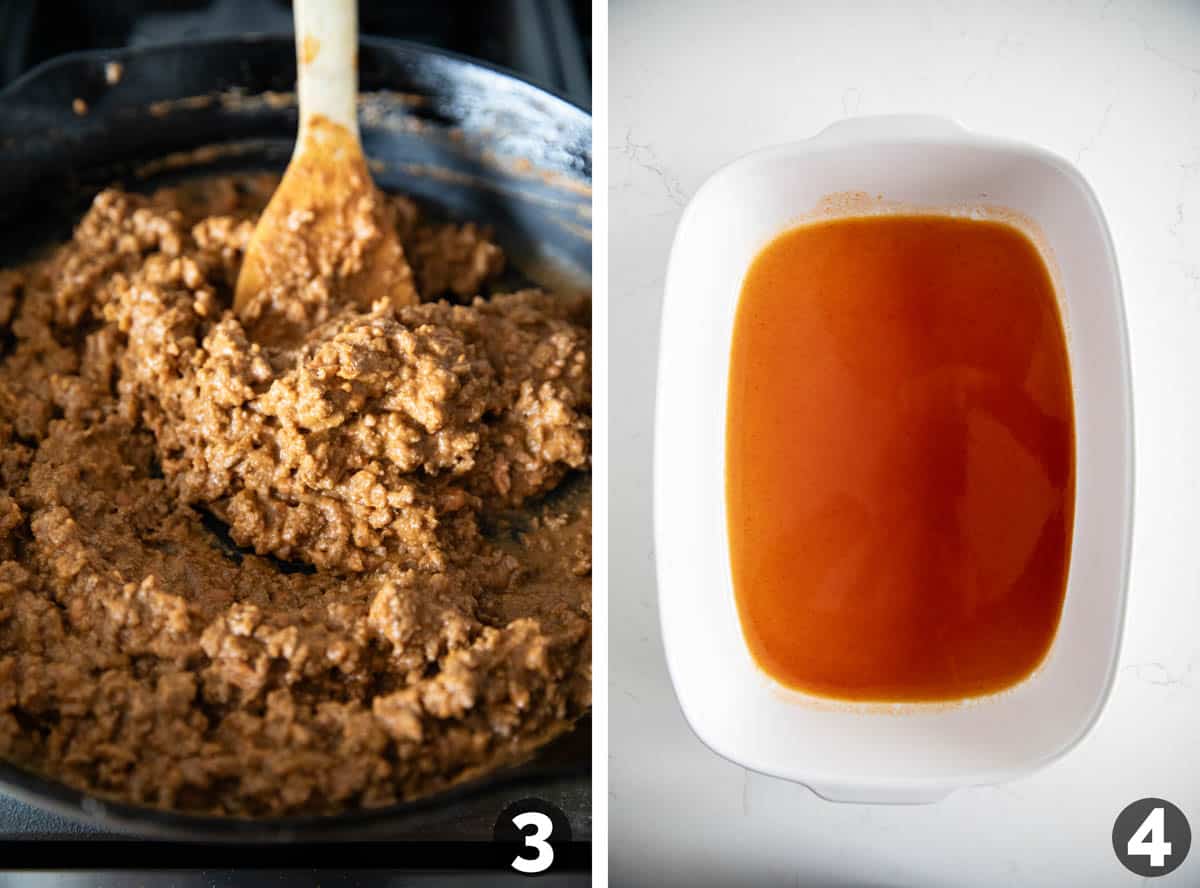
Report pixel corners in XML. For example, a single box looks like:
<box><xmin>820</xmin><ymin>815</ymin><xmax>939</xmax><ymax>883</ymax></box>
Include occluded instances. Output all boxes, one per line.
<box><xmin>808</xmin><ymin>114</ymin><xmax>967</xmax><ymax>145</ymax></box>
<box><xmin>805</xmin><ymin>781</ymin><xmax>956</xmax><ymax>805</ymax></box>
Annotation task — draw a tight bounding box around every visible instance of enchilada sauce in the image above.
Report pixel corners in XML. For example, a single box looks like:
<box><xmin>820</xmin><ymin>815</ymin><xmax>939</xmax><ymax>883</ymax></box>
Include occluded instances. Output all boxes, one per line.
<box><xmin>726</xmin><ymin>215</ymin><xmax>1074</xmax><ymax>702</ymax></box>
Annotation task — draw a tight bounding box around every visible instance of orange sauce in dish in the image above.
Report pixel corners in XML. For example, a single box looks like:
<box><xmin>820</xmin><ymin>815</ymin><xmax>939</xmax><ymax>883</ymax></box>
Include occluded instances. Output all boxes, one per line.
<box><xmin>725</xmin><ymin>214</ymin><xmax>1074</xmax><ymax>702</ymax></box>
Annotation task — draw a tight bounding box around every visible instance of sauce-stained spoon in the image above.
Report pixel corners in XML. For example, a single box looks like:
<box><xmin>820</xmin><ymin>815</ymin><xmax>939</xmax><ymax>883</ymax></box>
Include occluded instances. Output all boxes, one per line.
<box><xmin>234</xmin><ymin>0</ymin><xmax>416</xmax><ymax>335</ymax></box>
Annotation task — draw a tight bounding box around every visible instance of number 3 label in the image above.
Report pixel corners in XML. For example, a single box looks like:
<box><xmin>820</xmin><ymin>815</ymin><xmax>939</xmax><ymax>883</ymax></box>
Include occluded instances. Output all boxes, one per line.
<box><xmin>511</xmin><ymin>811</ymin><xmax>555</xmax><ymax>874</ymax></box>
<box><xmin>494</xmin><ymin>798</ymin><xmax>572</xmax><ymax>876</ymax></box>
<box><xmin>1113</xmin><ymin>798</ymin><xmax>1192</xmax><ymax>877</ymax></box>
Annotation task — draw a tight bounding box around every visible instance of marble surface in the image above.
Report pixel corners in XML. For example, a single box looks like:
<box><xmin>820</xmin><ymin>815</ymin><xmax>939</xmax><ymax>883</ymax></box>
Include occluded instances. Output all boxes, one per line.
<box><xmin>609</xmin><ymin>1</ymin><xmax>1200</xmax><ymax>885</ymax></box>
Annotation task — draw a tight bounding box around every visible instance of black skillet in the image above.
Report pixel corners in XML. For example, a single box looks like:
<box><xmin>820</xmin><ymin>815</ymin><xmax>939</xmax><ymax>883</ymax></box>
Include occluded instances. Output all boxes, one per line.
<box><xmin>0</xmin><ymin>35</ymin><xmax>591</xmax><ymax>841</ymax></box>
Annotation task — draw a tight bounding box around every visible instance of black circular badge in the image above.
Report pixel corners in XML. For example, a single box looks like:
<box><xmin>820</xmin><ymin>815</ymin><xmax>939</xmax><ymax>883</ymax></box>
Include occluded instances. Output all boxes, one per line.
<box><xmin>1113</xmin><ymin>798</ymin><xmax>1191</xmax><ymax>877</ymax></box>
<box><xmin>494</xmin><ymin>798</ymin><xmax>572</xmax><ymax>875</ymax></box>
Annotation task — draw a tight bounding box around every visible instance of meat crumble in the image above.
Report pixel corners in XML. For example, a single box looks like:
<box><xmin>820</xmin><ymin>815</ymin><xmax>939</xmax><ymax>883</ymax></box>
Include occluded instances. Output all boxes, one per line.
<box><xmin>0</xmin><ymin>174</ymin><xmax>591</xmax><ymax>816</ymax></box>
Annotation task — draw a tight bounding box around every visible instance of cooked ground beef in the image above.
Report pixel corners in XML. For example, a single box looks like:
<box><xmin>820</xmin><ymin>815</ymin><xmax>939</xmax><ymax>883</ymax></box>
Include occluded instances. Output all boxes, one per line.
<box><xmin>0</xmin><ymin>173</ymin><xmax>591</xmax><ymax>817</ymax></box>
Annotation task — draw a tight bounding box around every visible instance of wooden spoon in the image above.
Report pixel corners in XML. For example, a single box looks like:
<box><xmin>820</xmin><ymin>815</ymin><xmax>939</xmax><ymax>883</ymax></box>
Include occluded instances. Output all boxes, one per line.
<box><xmin>234</xmin><ymin>0</ymin><xmax>417</xmax><ymax>333</ymax></box>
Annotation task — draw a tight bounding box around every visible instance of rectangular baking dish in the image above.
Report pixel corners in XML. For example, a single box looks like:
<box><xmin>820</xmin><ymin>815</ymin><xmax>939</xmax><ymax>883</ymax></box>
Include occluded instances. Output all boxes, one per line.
<box><xmin>654</xmin><ymin>115</ymin><xmax>1132</xmax><ymax>804</ymax></box>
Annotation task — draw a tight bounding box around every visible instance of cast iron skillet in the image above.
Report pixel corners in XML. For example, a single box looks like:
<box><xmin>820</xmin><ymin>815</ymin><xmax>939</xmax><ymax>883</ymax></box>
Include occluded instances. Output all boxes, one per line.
<box><xmin>0</xmin><ymin>35</ymin><xmax>591</xmax><ymax>840</ymax></box>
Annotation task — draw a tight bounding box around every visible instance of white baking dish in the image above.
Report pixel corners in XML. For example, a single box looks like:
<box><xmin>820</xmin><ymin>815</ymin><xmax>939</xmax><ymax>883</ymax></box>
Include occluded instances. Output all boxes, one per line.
<box><xmin>654</xmin><ymin>115</ymin><xmax>1132</xmax><ymax>804</ymax></box>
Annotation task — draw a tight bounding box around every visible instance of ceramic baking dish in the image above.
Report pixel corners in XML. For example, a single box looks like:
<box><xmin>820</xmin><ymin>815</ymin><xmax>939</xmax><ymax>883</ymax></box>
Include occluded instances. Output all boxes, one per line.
<box><xmin>654</xmin><ymin>115</ymin><xmax>1132</xmax><ymax>804</ymax></box>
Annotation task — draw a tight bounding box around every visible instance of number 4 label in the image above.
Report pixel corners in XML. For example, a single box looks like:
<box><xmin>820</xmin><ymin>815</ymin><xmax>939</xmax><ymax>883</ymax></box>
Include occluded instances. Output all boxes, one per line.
<box><xmin>1128</xmin><ymin>807</ymin><xmax>1172</xmax><ymax>868</ymax></box>
<box><xmin>1113</xmin><ymin>797</ymin><xmax>1191</xmax><ymax>877</ymax></box>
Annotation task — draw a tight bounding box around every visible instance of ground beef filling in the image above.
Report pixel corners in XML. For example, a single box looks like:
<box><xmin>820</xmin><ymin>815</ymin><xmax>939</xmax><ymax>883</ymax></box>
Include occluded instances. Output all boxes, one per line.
<box><xmin>0</xmin><ymin>175</ymin><xmax>591</xmax><ymax>816</ymax></box>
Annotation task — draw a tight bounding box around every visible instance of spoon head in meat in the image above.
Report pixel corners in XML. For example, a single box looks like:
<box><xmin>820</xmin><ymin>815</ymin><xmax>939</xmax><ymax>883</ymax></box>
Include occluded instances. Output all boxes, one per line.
<box><xmin>234</xmin><ymin>113</ymin><xmax>418</xmax><ymax>341</ymax></box>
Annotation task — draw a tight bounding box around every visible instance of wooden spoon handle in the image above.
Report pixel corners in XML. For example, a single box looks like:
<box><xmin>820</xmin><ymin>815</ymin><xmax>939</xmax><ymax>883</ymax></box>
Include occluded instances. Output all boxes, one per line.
<box><xmin>293</xmin><ymin>0</ymin><xmax>359</xmax><ymax>141</ymax></box>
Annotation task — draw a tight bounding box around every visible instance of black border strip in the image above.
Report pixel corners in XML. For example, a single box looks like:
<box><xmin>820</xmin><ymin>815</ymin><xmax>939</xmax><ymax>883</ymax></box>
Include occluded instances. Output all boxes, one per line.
<box><xmin>0</xmin><ymin>840</ymin><xmax>590</xmax><ymax>871</ymax></box>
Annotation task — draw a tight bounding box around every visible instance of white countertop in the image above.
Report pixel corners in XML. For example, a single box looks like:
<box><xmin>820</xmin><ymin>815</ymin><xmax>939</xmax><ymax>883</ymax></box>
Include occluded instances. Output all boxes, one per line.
<box><xmin>608</xmin><ymin>1</ymin><xmax>1200</xmax><ymax>885</ymax></box>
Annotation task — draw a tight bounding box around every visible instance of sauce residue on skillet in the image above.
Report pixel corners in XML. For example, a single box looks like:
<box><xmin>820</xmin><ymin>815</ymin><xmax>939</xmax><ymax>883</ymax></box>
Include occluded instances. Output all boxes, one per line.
<box><xmin>725</xmin><ymin>214</ymin><xmax>1074</xmax><ymax>702</ymax></box>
